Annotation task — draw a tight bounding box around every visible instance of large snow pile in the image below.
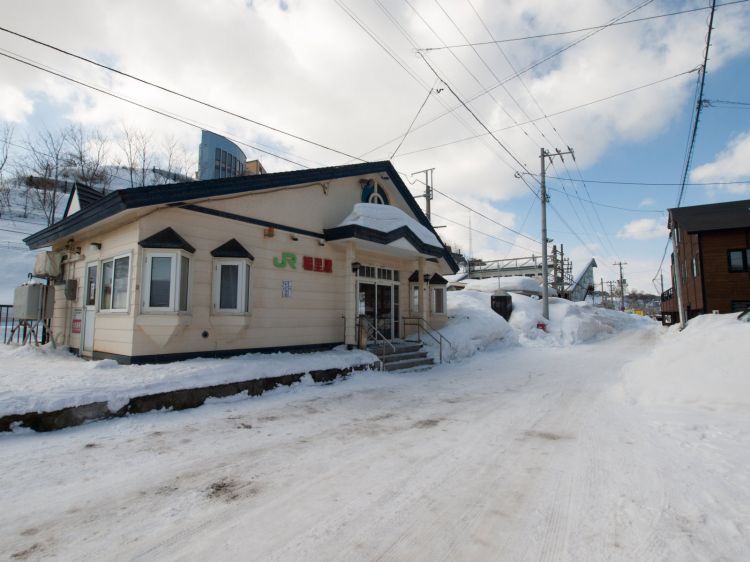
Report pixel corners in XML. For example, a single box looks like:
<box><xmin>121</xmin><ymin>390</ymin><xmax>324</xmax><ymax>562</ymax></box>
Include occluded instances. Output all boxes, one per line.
<box><xmin>431</xmin><ymin>290</ymin><xmax>655</xmax><ymax>362</ymax></box>
<box><xmin>619</xmin><ymin>312</ymin><xmax>750</xmax><ymax>411</ymax></box>
<box><xmin>336</xmin><ymin>203</ymin><xmax>441</xmax><ymax>248</ymax></box>
<box><xmin>462</xmin><ymin>275</ymin><xmax>548</xmax><ymax>295</ymax></box>
<box><xmin>423</xmin><ymin>290</ymin><xmax>516</xmax><ymax>361</ymax></box>
<box><xmin>509</xmin><ymin>293</ymin><xmax>653</xmax><ymax>346</ymax></box>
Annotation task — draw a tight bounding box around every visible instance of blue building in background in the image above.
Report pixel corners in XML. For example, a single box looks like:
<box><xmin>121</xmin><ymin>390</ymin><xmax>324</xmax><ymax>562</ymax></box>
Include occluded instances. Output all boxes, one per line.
<box><xmin>198</xmin><ymin>130</ymin><xmax>247</xmax><ymax>180</ymax></box>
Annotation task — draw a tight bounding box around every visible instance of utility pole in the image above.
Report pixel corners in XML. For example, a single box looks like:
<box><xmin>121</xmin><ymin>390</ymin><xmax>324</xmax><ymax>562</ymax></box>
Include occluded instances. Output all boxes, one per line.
<box><xmin>606</xmin><ymin>280</ymin><xmax>618</xmax><ymax>309</ymax></box>
<box><xmin>614</xmin><ymin>261</ymin><xmax>627</xmax><ymax>311</ymax></box>
<box><xmin>560</xmin><ymin>243</ymin><xmax>565</xmax><ymax>294</ymax></box>
<box><xmin>600</xmin><ymin>278</ymin><xmax>605</xmax><ymax>308</ymax></box>
<box><xmin>540</xmin><ymin>147</ymin><xmax>575</xmax><ymax>319</ymax></box>
<box><xmin>411</xmin><ymin>168</ymin><xmax>434</xmax><ymax>221</ymax></box>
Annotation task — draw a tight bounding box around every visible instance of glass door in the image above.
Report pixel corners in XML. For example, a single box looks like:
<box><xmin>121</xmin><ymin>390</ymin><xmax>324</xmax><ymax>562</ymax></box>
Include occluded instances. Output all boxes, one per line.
<box><xmin>377</xmin><ymin>284</ymin><xmax>392</xmax><ymax>339</ymax></box>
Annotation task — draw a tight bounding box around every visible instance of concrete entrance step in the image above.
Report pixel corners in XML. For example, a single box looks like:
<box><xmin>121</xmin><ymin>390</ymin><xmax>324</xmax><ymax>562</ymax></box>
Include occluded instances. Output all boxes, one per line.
<box><xmin>383</xmin><ymin>356</ymin><xmax>435</xmax><ymax>371</ymax></box>
<box><xmin>367</xmin><ymin>340</ymin><xmax>434</xmax><ymax>372</ymax></box>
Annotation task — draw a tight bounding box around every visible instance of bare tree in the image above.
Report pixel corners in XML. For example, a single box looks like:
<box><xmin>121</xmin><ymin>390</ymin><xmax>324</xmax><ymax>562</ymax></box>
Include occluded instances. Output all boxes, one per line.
<box><xmin>155</xmin><ymin>135</ymin><xmax>196</xmax><ymax>183</ymax></box>
<box><xmin>0</xmin><ymin>123</ymin><xmax>13</xmax><ymax>217</ymax></box>
<box><xmin>21</xmin><ymin>127</ymin><xmax>70</xmax><ymax>225</ymax></box>
<box><xmin>119</xmin><ymin>125</ymin><xmax>153</xmax><ymax>187</ymax></box>
<box><xmin>65</xmin><ymin>124</ymin><xmax>115</xmax><ymax>194</ymax></box>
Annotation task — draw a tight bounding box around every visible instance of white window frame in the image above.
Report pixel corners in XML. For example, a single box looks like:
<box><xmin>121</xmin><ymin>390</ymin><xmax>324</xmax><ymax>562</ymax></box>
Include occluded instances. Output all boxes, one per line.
<box><xmin>212</xmin><ymin>258</ymin><xmax>252</xmax><ymax>314</ymax></box>
<box><xmin>99</xmin><ymin>253</ymin><xmax>131</xmax><ymax>313</ymax></box>
<box><xmin>410</xmin><ymin>282</ymin><xmax>420</xmax><ymax>313</ymax></box>
<box><xmin>142</xmin><ymin>250</ymin><xmax>192</xmax><ymax>313</ymax></box>
<box><xmin>431</xmin><ymin>286</ymin><xmax>447</xmax><ymax>315</ymax></box>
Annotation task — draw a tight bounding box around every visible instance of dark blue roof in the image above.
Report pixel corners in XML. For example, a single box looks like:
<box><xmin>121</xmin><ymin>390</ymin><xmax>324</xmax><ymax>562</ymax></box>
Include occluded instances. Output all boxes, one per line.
<box><xmin>25</xmin><ymin>161</ymin><xmax>458</xmax><ymax>272</ymax></box>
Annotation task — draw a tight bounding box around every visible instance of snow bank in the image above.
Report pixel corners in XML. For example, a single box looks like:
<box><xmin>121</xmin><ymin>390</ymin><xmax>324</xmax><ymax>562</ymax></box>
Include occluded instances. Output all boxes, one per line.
<box><xmin>0</xmin><ymin>345</ymin><xmax>377</xmax><ymax>417</ymax></box>
<box><xmin>509</xmin><ymin>294</ymin><xmax>653</xmax><ymax>346</ymax></box>
<box><xmin>620</xmin><ymin>312</ymin><xmax>750</xmax><ymax>411</ymax></box>
<box><xmin>336</xmin><ymin>203</ymin><xmax>441</xmax><ymax>248</ymax></box>
<box><xmin>428</xmin><ymin>290</ymin><xmax>653</xmax><ymax>362</ymax></box>
<box><xmin>424</xmin><ymin>290</ymin><xmax>515</xmax><ymax>361</ymax></box>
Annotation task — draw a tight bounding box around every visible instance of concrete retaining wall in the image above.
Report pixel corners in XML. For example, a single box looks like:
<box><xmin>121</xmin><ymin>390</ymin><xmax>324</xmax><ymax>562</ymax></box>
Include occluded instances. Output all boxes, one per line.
<box><xmin>0</xmin><ymin>363</ymin><xmax>377</xmax><ymax>433</ymax></box>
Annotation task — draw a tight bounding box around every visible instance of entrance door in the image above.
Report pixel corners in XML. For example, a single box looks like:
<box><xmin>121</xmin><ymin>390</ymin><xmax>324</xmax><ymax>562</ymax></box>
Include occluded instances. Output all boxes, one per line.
<box><xmin>358</xmin><ymin>281</ymin><xmax>395</xmax><ymax>341</ymax></box>
<box><xmin>82</xmin><ymin>263</ymin><xmax>97</xmax><ymax>355</ymax></box>
<box><xmin>376</xmin><ymin>284</ymin><xmax>392</xmax><ymax>339</ymax></box>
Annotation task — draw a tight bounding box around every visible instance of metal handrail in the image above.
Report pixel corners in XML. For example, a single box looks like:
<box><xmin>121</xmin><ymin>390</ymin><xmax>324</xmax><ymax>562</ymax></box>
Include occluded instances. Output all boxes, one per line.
<box><xmin>402</xmin><ymin>316</ymin><xmax>454</xmax><ymax>364</ymax></box>
<box><xmin>356</xmin><ymin>315</ymin><xmax>395</xmax><ymax>369</ymax></box>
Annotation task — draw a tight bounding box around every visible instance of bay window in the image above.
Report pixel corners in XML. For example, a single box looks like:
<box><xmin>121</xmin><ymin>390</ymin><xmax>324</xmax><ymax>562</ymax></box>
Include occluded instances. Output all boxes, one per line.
<box><xmin>142</xmin><ymin>251</ymin><xmax>191</xmax><ymax>312</ymax></box>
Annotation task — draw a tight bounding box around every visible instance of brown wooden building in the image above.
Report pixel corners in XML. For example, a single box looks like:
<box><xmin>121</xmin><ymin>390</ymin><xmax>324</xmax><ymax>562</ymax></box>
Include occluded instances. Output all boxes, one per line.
<box><xmin>661</xmin><ymin>199</ymin><xmax>750</xmax><ymax>324</ymax></box>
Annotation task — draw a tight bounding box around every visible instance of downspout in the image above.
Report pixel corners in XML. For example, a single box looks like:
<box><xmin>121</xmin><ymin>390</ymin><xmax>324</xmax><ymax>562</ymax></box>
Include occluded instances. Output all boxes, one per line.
<box><xmin>671</xmin><ymin>214</ymin><xmax>687</xmax><ymax>329</ymax></box>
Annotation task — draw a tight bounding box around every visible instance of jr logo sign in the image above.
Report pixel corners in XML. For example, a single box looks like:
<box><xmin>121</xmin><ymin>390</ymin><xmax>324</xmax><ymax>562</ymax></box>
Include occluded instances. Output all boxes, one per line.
<box><xmin>273</xmin><ymin>252</ymin><xmax>297</xmax><ymax>269</ymax></box>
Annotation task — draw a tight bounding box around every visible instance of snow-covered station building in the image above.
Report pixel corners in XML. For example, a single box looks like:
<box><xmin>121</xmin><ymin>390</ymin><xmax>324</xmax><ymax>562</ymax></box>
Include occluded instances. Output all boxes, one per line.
<box><xmin>24</xmin><ymin>161</ymin><xmax>458</xmax><ymax>364</ymax></box>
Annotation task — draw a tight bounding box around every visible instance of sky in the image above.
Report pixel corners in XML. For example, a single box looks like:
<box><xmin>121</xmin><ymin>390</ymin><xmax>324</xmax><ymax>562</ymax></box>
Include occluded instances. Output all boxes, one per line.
<box><xmin>1</xmin><ymin>0</ymin><xmax>749</xmax><ymax>293</ymax></box>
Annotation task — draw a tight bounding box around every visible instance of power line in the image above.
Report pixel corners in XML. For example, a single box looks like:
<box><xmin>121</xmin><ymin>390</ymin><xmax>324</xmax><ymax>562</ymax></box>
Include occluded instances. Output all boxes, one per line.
<box><xmin>676</xmin><ymin>0</ymin><xmax>717</xmax><ymax>208</ymax></box>
<box><xmin>0</xmin><ymin>24</ymin><xmax>366</xmax><ymax>163</ymax></box>
<box><xmin>417</xmin><ymin>52</ymin><xmax>541</xmax><ymax>198</ymax></box>
<box><xmin>395</xmin><ymin>67</ymin><xmax>699</xmax><ymax>158</ymax></box>
<box><xmin>429</xmin><ymin>185</ymin><xmax>541</xmax><ymax>245</ymax></box>
<box><xmin>390</xmin><ymin>85</ymin><xmax>436</xmax><ymax>159</ymax></box>
<box><xmin>431</xmin><ymin>212</ymin><xmax>539</xmax><ymax>254</ymax></box>
<box><xmin>540</xmin><ymin>175</ymin><xmax>750</xmax><ymax>187</ymax></box>
<box><xmin>359</xmin><ymin>0</ymin><xmax>660</xmax><ymax>159</ymax></box>
<box><xmin>546</xmin><ymin>186</ymin><xmax>664</xmax><ymax>213</ymax></box>
<box><xmin>350</xmin><ymin>0</ymin><xmax>503</xmax><ymax>164</ymax></box>
<box><xmin>702</xmin><ymin>98</ymin><xmax>750</xmax><ymax>108</ymax></box>
<box><xmin>418</xmin><ymin>0</ymin><xmax>748</xmax><ymax>50</ymax></box>
<box><xmin>0</xmin><ymin>48</ymin><xmax>311</xmax><ymax>169</ymax></box>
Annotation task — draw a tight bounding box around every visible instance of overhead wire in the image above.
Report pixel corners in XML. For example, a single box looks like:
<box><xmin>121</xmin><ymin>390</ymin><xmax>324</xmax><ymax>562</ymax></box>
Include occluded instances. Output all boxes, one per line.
<box><xmin>431</xmin><ymin>212</ymin><xmax>540</xmax><ymax>254</ymax></box>
<box><xmin>0</xmin><ymin>48</ymin><xmax>313</xmax><ymax>169</ymax></box>
<box><xmin>359</xmin><ymin>0</ymin><xmax>661</xmax><ymax>160</ymax></box>
<box><xmin>653</xmin><ymin>0</ymin><xmax>717</xmax><ymax>283</ymax></box>
<box><xmin>418</xmin><ymin>0</ymin><xmax>747</xmax><ymax>50</ymax></box>
<box><xmin>0</xmin><ymin>24</ymin><xmax>366</xmax><ymax>163</ymax></box>
<box><xmin>395</xmin><ymin>67</ymin><xmax>699</xmax><ymax>157</ymax></box>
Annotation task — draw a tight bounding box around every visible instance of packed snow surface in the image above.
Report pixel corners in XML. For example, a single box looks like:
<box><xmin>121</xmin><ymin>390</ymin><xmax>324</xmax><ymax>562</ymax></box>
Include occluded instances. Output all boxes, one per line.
<box><xmin>335</xmin><ymin>203</ymin><xmax>441</xmax><ymax>247</ymax></box>
<box><xmin>1</xmin><ymin>293</ymin><xmax>750</xmax><ymax>560</ymax></box>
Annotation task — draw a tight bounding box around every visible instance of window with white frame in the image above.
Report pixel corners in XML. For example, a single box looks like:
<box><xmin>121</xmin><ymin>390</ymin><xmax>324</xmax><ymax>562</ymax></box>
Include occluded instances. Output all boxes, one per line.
<box><xmin>432</xmin><ymin>286</ymin><xmax>446</xmax><ymax>315</ymax></box>
<box><xmin>100</xmin><ymin>254</ymin><xmax>130</xmax><ymax>311</ymax></box>
<box><xmin>410</xmin><ymin>283</ymin><xmax>420</xmax><ymax>313</ymax></box>
<box><xmin>142</xmin><ymin>251</ymin><xmax>191</xmax><ymax>312</ymax></box>
<box><xmin>213</xmin><ymin>259</ymin><xmax>252</xmax><ymax>313</ymax></box>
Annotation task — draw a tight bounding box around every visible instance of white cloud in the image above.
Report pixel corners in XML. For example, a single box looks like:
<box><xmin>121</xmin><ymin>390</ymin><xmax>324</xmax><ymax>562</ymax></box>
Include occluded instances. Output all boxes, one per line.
<box><xmin>1</xmin><ymin>0</ymin><xmax>749</xmax><ymax>265</ymax></box>
<box><xmin>639</xmin><ymin>197</ymin><xmax>656</xmax><ymax>208</ymax></box>
<box><xmin>617</xmin><ymin>218</ymin><xmax>667</xmax><ymax>241</ymax></box>
<box><xmin>690</xmin><ymin>131</ymin><xmax>750</xmax><ymax>193</ymax></box>
<box><xmin>0</xmin><ymin>86</ymin><xmax>33</xmax><ymax>122</ymax></box>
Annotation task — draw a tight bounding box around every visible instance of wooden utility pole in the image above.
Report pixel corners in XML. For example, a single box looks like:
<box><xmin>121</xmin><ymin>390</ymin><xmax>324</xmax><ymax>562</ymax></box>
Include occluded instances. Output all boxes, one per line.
<box><xmin>614</xmin><ymin>261</ymin><xmax>627</xmax><ymax>311</ymax></box>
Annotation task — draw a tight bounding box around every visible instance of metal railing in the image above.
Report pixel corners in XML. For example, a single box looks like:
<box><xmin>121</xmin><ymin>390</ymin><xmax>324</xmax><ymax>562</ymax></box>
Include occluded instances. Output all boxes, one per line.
<box><xmin>356</xmin><ymin>314</ymin><xmax>395</xmax><ymax>369</ymax></box>
<box><xmin>0</xmin><ymin>305</ymin><xmax>16</xmax><ymax>344</ymax></box>
<box><xmin>1</xmin><ymin>304</ymin><xmax>49</xmax><ymax>345</ymax></box>
<box><xmin>661</xmin><ymin>287</ymin><xmax>674</xmax><ymax>302</ymax></box>
<box><xmin>402</xmin><ymin>316</ymin><xmax>454</xmax><ymax>364</ymax></box>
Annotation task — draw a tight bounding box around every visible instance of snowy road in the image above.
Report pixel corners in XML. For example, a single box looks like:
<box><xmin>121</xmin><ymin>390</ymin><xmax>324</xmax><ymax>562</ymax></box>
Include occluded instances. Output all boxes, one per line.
<box><xmin>2</xmin><ymin>325</ymin><xmax>748</xmax><ymax>561</ymax></box>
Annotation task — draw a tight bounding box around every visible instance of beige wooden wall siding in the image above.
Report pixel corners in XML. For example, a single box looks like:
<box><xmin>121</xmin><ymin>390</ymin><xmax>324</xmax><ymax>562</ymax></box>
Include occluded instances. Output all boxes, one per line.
<box><xmin>201</xmin><ymin>175</ymin><xmax>414</xmax><ymax>235</ymax></box>
<box><xmin>51</xmin><ymin>222</ymin><xmax>141</xmax><ymax>356</ymax></box>
<box><xmin>132</xmin><ymin>206</ymin><xmax>349</xmax><ymax>356</ymax></box>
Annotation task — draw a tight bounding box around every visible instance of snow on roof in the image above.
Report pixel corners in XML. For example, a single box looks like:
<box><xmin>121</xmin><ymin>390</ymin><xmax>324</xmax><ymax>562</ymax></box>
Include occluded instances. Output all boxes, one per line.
<box><xmin>462</xmin><ymin>275</ymin><xmax>553</xmax><ymax>295</ymax></box>
<box><xmin>336</xmin><ymin>203</ymin><xmax>441</xmax><ymax>248</ymax></box>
